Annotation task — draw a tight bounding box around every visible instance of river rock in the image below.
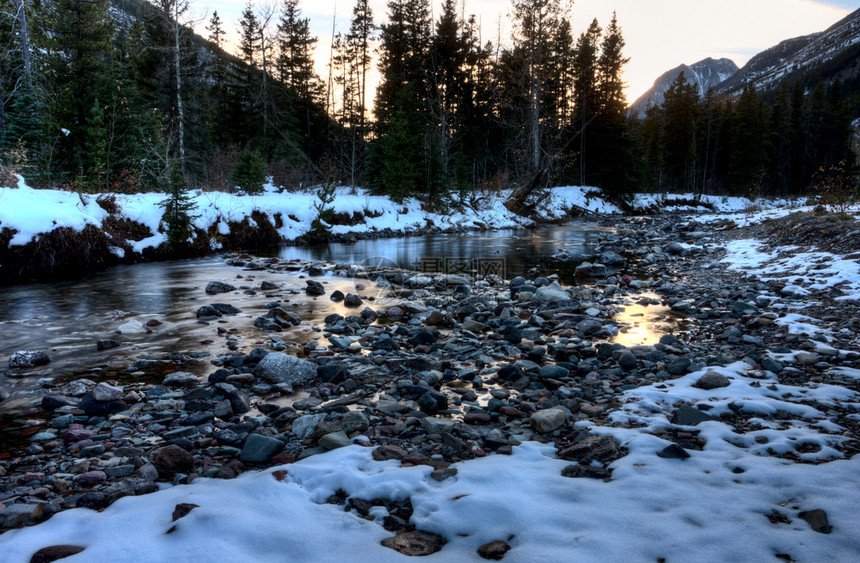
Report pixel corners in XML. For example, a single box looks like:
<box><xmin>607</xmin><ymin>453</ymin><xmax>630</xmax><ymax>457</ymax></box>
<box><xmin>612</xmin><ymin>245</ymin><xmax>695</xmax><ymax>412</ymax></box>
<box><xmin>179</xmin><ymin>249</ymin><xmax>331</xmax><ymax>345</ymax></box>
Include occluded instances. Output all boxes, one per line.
<box><xmin>79</xmin><ymin>393</ymin><xmax>126</xmax><ymax>416</ymax></box>
<box><xmin>305</xmin><ymin>280</ymin><xmax>325</xmax><ymax>296</ymax></box>
<box><xmin>163</xmin><ymin>372</ymin><xmax>199</xmax><ymax>387</ymax></box>
<box><xmin>598</xmin><ymin>251</ymin><xmax>626</xmax><ymax>267</ymax></box>
<box><xmin>694</xmin><ymin>371</ymin><xmax>731</xmax><ymax>390</ymax></box>
<box><xmin>534</xmin><ymin>282</ymin><xmax>570</xmax><ymax>305</ymax></box>
<box><xmin>116</xmin><ymin>320</ymin><xmax>146</xmax><ymax>334</ymax></box>
<box><xmin>577</xmin><ymin>319</ymin><xmax>603</xmax><ymax>335</ymax></box>
<box><xmin>478</xmin><ymin>540</ymin><xmax>511</xmax><ymax>560</ymax></box>
<box><xmin>530</xmin><ymin>408</ymin><xmax>567</xmax><ymax>433</ymax></box>
<box><xmin>8</xmin><ymin>350</ymin><xmax>51</xmax><ymax>369</ymax></box>
<box><xmin>92</xmin><ymin>382</ymin><xmax>123</xmax><ymax>402</ymax></box>
<box><xmin>239</xmin><ymin>434</ymin><xmax>285</xmax><ymax>463</ymax></box>
<box><xmin>96</xmin><ymin>339</ymin><xmax>120</xmax><ymax>351</ymax></box>
<box><xmin>205</xmin><ymin>281</ymin><xmax>236</xmax><ymax>294</ymax></box>
<box><xmin>558</xmin><ymin>435</ymin><xmax>622</xmax><ymax>462</ymax></box>
<box><xmin>29</xmin><ymin>546</ymin><xmax>86</xmax><ymax>563</ymax></box>
<box><xmin>381</xmin><ymin>530</ymin><xmax>445</xmax><ymax>556</ymax></box>
<box><xmin>292</xmin><ymin>413</ymin><xmax>326</xmax><ymax>440</ymax></box>
<box><xmin>386</xmin><ymin>306</ymin><xmax>404</xmax><ymax>321</ymax></box>
<box><xmin>663</xmin><ymin>242</ymin><xmax>685</xmax><ymax>255</ymax></box>
<box><xmin>463</xmin><ymin>319</ymin><xmax>489</xmax><ymax>332</ymax></box>
<box><xmin>344</xmin><ymin>293</ymin><xmax>363</xmax><ymax>307</ymax></box>
<box><xmin>151</xmin><ymin>445</ymin><xmax>195</xmax><ymax>478</ymax></box>
<box><xmin>0</xmin><ymin>503</ymin><xmax>44</xmax><ymax>528</ymax></box>
<box><xmin>671</xmin><ymin>405</ymin><xmax>717</xmax><ymax>426</ymax></box>
<box><xmin>798</xmin><ymin>509</ymin><xmax>832</xmax><ymax>533</ymax></box>
<box><xmin>318</xmin><ymin>431</ymin><xmax>351</xmax><ymax>450</ymax></box>
<box><xmin>657</xmin><ymin>443</ymin><xmax>691</xmax><ymax>459</ymax></box>
<box><xmin>196</xmin><ymin>305</ymin><xmax>223</xmax><ymax>319</ymax></box>
<box><xmin>76</xmin><ymin>470</ymin><xmax>107</xmax><ymax>488</ymax></box>
<box><xmin>575</xmin><ymin>262</ymin><xmax>607</xmax><ymax>278</ymax></box>
<box><xmin>254</xmin><ymin>352</ymin><xmax>317</xmax><ymax>385</ymax></box>
<box><xmin>617</xmin><ymin>350</ymin><xmax>638</xmax><ymax>370</ymax></box>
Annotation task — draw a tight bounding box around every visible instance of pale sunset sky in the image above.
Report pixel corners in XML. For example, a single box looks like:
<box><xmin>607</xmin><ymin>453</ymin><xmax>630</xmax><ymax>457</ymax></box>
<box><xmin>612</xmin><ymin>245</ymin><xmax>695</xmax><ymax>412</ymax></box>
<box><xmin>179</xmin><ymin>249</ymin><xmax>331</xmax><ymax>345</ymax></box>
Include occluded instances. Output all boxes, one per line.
<box><xmin>191</xmin><ymin>0</ymin><xmax>855</xmax><ymax>104</ymax></box>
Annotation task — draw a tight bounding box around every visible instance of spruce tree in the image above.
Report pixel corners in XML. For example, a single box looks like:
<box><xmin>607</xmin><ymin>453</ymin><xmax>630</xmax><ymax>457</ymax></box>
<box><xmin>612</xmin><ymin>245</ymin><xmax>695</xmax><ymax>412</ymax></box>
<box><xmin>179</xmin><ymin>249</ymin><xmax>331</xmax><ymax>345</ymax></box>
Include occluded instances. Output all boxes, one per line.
<box><xmin>48</xmin><ymin>0</ymin><xmax>114</xmax><ymax>186</ymax></box>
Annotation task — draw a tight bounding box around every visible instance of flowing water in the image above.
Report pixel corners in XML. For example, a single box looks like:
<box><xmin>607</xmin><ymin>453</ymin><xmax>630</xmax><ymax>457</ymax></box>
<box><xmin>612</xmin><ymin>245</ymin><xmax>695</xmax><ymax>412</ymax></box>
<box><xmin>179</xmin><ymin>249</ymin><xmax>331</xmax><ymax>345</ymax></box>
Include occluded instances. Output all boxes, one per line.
<box><xmin>0</xmin><ymin>220</ymin><xmax>684</xmax><ymax>436</ymax></box>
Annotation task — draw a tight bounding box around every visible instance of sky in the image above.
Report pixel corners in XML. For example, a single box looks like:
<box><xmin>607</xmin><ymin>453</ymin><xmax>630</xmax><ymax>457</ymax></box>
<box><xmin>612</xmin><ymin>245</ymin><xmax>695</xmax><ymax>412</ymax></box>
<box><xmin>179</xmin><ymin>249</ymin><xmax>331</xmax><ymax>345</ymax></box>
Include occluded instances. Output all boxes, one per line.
<box><xmin>191</xmin><ymin>0</ymin><xmax>854</xmax><ymax>105</ymax></box>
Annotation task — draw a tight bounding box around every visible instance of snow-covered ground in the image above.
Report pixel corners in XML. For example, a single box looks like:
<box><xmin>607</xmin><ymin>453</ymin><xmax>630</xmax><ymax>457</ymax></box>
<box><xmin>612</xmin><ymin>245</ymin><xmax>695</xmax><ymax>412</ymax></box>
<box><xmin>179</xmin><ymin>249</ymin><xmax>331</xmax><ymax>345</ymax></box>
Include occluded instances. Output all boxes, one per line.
<box><xmin>0</xmin><ymin>175</ymin><xmax>805</xmax><ymax>253</ymax></box>
<box><xmin>0</xmin><ymin>362</ymin><xmax>857</xmax><ymax>562</ymax></box>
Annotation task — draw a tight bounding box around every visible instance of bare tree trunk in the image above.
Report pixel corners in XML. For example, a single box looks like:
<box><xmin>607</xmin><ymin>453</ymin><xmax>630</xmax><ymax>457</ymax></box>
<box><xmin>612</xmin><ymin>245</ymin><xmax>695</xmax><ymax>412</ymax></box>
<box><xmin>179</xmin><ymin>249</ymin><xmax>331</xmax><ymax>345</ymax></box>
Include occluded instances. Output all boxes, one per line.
<box><xmin>173</xmin><ymin>2</ymin><xmax>185</xmax><ymax>173</ymax></box>
<box><xmin>17</xmin><ymin>0</ymin><xmax>31</xmax><ymax>80</ymax></box>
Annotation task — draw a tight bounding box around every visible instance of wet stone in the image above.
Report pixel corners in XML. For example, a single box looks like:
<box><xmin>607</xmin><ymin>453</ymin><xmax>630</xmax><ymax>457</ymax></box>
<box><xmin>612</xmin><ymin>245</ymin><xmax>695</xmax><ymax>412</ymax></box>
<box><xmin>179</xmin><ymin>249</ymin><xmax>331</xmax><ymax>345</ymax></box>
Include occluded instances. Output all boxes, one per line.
<box><xmin>205</xmin><ymin>281</ymin><xmax>236</xmax><ymax>294</ymax></box>
<box><xmin>9</xmin><ymin>350</ymin><xmax>51</xmax><ymax>369</ymax></box>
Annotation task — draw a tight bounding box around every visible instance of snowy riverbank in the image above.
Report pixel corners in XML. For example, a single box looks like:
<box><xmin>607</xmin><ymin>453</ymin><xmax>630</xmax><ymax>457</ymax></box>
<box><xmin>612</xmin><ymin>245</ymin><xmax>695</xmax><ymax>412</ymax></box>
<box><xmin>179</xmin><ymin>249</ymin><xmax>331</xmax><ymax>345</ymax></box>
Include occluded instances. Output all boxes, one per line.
<box><xmin>1</xmin><ymin>175</ymin><xmax>805</xmax><ymax>280</ymax></box>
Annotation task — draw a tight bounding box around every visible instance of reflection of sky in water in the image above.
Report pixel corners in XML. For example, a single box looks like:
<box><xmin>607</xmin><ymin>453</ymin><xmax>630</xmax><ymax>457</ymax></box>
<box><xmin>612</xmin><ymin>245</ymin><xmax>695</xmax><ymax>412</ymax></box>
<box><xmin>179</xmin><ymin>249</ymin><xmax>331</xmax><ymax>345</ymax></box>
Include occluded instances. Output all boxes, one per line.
<box><xmin>612</xmin><ymin>294</ymin><xmax>687</xmax><ymax>347</ymax></box>
<box><xmin>279</xmin><ymin>221</ymin><xmax>608</xmax><ymax>282</ymax></box>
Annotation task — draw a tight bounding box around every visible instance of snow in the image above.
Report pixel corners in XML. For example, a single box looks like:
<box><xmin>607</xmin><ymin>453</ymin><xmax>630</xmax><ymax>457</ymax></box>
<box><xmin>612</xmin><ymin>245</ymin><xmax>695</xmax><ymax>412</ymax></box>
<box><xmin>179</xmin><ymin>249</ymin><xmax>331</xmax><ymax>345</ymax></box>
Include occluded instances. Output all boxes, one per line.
<box><xmin>0</xmin><ymin>176</ymin><xmax>108</xmax><ymax>246</ymax></box>
<box><xmin>0</xmin><ymin>172</ymin><xmax>817</xmax><ymax>254</ymax></box>
<box><xmin>1</xmin><ymin>359</ymin><xmax>858</xmax><ymax>562</ymax></box>
<box><xmin>721</xmin><ymin>238</ymin><xmax>860</xmax><ymax>299</ymax></box>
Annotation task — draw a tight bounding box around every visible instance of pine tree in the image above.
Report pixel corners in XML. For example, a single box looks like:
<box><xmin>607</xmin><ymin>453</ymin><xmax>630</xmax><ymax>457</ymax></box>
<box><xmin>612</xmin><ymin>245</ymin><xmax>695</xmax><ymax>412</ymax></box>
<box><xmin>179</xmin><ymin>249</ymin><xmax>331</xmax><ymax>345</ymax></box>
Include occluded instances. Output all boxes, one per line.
<box><xmin>276</xmin><ymin>0</ymin><xmax>320</xmax><ymax>104</ymax></box>
<box><xmin>589</xmin><ymin>12</ymin><xmax>633</xmax><ymax>195</ymax></box>
<box><xmin>48</xmin><ymin>0</ymin><xmax>115</xmax><ymax>186</ymax></box>
<box><xmin>662</xmin><ymin>71</ymin><xmax>700</xmax><ymax>191</ymax></box>
<box><xmin>159</xmin><ymin>161</ymin><xmax>198</xmax><ymax>245</ymax></box>
<box><xmin>572</xmin><ymin>18</ymin><xmax>601</xmax><ymax>185</ymax></box>
<box><xmin>206</xmin><ymin>11</ymin><xmax>228</xmax><ymax>148</ymax></box>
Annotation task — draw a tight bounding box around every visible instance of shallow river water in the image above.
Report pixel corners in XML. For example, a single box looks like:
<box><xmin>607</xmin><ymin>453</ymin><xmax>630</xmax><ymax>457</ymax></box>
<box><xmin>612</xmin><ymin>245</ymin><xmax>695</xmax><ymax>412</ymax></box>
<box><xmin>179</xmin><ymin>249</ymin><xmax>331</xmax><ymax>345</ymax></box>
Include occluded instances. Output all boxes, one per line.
<box><xmin>0</xmin><ymin>220</ymin><xmax>684</xmax><ymax>444</ymax></box>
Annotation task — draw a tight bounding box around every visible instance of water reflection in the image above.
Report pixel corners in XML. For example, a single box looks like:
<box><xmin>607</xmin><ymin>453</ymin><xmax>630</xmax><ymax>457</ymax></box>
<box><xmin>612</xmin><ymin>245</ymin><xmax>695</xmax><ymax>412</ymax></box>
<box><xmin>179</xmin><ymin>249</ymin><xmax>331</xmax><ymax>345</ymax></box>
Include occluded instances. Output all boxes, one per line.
<box><xmin>279</xmin><ymin>221</ymin><xmax>608</xmax><ymax>283</ymax></box>
<box><xmin>612</xmin><ymin>294</ymin><xmax>687</xmax><ymax>347</ymax></box>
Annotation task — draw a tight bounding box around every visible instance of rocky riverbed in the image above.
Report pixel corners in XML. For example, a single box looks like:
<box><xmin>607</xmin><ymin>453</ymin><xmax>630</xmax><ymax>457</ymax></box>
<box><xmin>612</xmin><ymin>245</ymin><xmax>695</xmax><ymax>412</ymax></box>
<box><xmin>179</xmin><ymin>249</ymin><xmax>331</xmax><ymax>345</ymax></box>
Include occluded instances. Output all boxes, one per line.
<box><xmin>0</xmin><ymin>212</ymin><xmax>858</xmax><ymax>545</ymax></box>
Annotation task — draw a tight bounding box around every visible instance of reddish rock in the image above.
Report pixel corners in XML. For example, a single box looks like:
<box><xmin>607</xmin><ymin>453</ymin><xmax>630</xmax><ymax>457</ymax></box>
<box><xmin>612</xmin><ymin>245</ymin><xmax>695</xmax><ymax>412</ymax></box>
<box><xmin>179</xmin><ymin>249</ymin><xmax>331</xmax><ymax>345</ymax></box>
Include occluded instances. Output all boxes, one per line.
<box><xmin>150</xmin><ymin>445</ymin><xmax>195</xmax><ymax>479</ymax></box>
<box><xmin>75</xmin><ymin>471</ymin><xmax>107</xmax><ymax>488</ymax></box>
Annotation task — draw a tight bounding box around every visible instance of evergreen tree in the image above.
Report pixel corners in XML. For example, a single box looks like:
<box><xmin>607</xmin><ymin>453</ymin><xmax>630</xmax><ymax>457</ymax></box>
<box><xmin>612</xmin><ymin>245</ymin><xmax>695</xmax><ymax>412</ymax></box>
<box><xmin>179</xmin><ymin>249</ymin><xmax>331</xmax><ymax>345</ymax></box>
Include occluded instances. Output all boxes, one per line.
<box><xmin>159</xmin><ymin>161</ymin><xmax>198</xmax><ymax>245</ymax></box>
<box><xmin>572</xmin><ymin>18</ymin><xmax>601</xmax><ymax>185</ymax></box>
<box><xmin>48</xmin><ymin>0</ymin><xmax>114</xmax><ymax>186</ymax></box>
<box><xmin>276</xmin><ymin>0</ymin><xmax>320</xmax><ymax>104</ymax></box>
<box><xmin>206</xmin><ymin>11</ymin><xmax>228</xmax><ymax>148</ymax></box>
<box><xmin>589</xmin><ymin>13</ymin><xmax>633</xmax><ymax>195</ymax></box>
<box><xmin>661</xmin><ymin>71</ymin><xmax>700</xmax><ymax>191</ymax></box>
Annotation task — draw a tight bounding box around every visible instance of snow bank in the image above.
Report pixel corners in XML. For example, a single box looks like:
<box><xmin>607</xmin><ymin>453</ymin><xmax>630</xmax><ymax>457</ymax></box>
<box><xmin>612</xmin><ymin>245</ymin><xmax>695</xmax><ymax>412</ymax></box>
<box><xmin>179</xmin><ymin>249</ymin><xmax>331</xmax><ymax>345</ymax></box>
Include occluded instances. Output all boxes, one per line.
<box><xmin>0</xmin><ymin>177</ymin><xmax>818</xmax><ymax>254</ymax></box>
<box><xmin>0</xmin><ymin>176</ymin><xmax>108</xmax><ymax>246</ymax></box>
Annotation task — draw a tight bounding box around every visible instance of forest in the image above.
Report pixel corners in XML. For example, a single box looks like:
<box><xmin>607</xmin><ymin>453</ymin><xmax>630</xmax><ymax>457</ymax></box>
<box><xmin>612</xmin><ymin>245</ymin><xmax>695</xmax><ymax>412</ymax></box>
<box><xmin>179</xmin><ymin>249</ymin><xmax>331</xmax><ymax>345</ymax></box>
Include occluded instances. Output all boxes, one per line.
<box><xmin>0</xmin><ymin>0</ymin><xmax>857</xmax><ymax>205</ymax></box>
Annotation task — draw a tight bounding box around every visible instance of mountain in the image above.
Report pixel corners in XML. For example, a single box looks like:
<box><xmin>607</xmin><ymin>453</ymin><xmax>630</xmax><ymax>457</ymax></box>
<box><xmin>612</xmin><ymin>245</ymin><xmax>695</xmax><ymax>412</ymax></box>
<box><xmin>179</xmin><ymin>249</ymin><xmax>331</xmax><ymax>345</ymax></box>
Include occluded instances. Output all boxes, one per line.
<box><xmin>629</xmin><ymin>58</ymin><xmax>739</xmax><ymax>118</ymax></box>
<box><xmin>631</xmin><ymin>7</ymin><xmax>860</xmax><ymax>114</ymax></box>
<box><xmin>717</xmin><ymin>8</ymin><xmax>860</xmax><ymax>96</ymax></box>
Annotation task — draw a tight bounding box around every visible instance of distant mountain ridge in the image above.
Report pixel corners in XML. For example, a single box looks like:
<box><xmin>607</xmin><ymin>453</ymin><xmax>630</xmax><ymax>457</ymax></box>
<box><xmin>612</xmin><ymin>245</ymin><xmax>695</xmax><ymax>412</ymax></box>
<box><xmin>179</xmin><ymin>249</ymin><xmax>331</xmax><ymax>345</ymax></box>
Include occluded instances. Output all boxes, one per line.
<box><xmin>629</xmin><ymin>58</ymin><xmax>738</xmax><ymax>118</ymax></box>
<box><xmin>631</xmin><ymin>7</ymin><xmax>860</xmax><ymax>115</ymax></box>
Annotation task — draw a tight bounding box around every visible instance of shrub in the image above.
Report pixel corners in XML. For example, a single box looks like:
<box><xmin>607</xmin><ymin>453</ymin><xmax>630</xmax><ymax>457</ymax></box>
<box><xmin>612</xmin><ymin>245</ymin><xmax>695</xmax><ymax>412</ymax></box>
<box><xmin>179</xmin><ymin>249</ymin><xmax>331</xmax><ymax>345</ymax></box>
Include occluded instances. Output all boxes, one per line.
<box><xmin>231</xmin><ymin>150</ymin><xmax>267</xmax><ymax>194</ymax></box>
<box><xmin>813</xmin><ymin>161</ymin><xmax>859</xmax><ymax>213</ymax></box>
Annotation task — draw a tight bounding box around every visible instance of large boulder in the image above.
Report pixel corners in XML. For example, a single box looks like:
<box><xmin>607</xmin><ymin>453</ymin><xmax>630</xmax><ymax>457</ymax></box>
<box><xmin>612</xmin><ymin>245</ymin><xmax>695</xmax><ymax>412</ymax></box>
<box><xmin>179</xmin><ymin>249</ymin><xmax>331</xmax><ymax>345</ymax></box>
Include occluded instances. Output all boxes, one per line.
<box><xmin>253</xmin><ymin>352</ymin><xmax>317</xmax><ymax>385</ymax></box>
